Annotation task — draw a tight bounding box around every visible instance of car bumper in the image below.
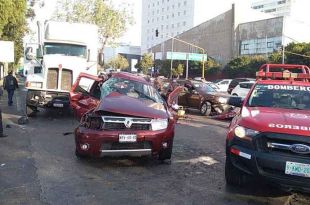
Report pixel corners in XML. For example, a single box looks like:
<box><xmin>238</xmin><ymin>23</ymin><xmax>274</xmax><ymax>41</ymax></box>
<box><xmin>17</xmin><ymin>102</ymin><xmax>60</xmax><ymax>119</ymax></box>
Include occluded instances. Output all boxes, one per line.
<box><xmin>227</xmin><ymin>141</ymin><xmax>310</xmax><ymax>192</ymax></box>
<box><xmin>75</xmin><ymin>126</ymin><xmax>174</xmax><ymax>157</ymax></box>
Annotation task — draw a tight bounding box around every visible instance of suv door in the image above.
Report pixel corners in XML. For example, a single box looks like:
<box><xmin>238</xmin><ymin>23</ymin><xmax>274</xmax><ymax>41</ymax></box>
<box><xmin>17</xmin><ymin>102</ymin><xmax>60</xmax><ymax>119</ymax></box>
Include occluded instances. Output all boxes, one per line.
<box><xmin>70</xmin><ymin>73</ymin><xmax>103</xmax><ymax>120</ymax></box>
<box><xmin>188</xmin><ymin>88</ymin><xmax>202</xmax><ymax>109</ymax></box>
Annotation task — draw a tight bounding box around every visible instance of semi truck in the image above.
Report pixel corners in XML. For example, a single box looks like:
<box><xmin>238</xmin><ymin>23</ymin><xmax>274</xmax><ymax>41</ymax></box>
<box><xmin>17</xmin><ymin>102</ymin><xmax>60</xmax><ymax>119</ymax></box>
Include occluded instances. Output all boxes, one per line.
<box><xmin>24</xmin><ymin>21</ymin><xmax>100</xmax><ymax>116</ymax></box>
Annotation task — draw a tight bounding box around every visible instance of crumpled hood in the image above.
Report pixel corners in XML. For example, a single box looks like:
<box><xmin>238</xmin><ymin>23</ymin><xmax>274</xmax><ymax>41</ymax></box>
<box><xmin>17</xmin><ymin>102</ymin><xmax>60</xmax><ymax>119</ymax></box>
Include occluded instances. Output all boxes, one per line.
<box><xmin>239</xmin><ymin>107</ymin><xmax>310</xmax><ymax>137</ymax></box>
<box><xmin>94</xmin><ymin>93</ymin><xmax>168</xmax><ymax>119</ymax></box>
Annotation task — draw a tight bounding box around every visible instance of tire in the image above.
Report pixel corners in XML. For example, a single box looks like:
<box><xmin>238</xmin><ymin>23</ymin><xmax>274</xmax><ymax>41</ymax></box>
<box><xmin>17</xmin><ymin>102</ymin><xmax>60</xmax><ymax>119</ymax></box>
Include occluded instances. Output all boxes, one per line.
<box><xmin>159</xmin><ymin>139</ymin><xmax>174</xmax><ymax>161</ymax></box>
<box><xmin>26</xmin><ymin>105</ymin><xmax>37</xmax><ymax>117</ymax></box>
<box><xmin>232</xmin><ymin>93</ymin><xmax>238</xmax><ymax>96</ymax></box>
<box><xmin>200</xmin><ymin>102</ymin><xmax>212</xmax><ymax>116</ymax></box>
<box><xmin>225</xmin><ymin>155</ymin><xmax>246</xmax><ymax>187</ymax></box>
<box><xmin>75</xmin><ymin>150</ymin><xmax>88</xmax><ymax>159</ymax></box>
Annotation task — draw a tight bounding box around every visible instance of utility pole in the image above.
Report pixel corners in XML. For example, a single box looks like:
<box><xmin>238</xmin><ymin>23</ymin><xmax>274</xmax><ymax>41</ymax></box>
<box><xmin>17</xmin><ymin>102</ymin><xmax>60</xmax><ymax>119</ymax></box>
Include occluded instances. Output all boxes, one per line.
<box><xmin>170</xmin><ymin>37</ymin><xmax>174</xmax><ymax>79</ymax></box>
<box><xmin>282</xmin><ymin>45</ymin><xmax>285</xmax><ymax>64</ymax></box>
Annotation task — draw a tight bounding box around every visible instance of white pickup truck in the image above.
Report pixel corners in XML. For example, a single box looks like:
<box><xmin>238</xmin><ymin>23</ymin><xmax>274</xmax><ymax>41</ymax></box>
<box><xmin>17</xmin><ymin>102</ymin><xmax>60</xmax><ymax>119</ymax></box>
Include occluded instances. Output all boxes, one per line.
<box><xmin>24</xmin><ymin>21</ymin><xmax>100</xmax><ymax>116</ymax></box>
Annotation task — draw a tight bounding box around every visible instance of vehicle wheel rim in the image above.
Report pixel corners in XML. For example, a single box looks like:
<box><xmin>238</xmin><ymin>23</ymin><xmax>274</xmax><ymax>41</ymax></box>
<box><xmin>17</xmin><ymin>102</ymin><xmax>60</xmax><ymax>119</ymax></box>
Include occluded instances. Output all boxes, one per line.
<box><xmin>201</xmin><ymin>104</ymin><xmax>207</xmax><ymax>113</ymax></box>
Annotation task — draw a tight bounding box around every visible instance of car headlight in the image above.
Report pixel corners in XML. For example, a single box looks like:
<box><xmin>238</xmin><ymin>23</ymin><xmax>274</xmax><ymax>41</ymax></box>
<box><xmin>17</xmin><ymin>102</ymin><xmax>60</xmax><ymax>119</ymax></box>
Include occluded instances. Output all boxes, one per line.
<box><xmin>151</xmin><ymin>119</ymin><xmax>168</xmax><ymax>131</ymax></box>
<box><xmin>218</xmin><ymin>97</ymin><xmax>228</xmax><ymax>104</ymax></box>
<box><xmin>234</xmin><ymin>126</ymin><xmax>259</xmax><ymax>138</ymax></box>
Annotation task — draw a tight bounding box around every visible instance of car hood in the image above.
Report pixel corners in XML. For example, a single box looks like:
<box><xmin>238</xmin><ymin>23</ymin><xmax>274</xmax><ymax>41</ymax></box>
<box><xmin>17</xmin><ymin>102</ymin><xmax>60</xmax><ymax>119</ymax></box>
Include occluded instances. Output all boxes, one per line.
<box><xmin>239</xmin><ymin>107</ymin><xmax>310</xmax><ymax>137</ymax></box>
<box><xmin>198</xmin><ymin>90</ymin><xmax>230</xmax><ymax>98</ymax></box>
<box><xmin>94</xmin><ymin>93</ymin><xmax>168</xmax><ymax>119</ymax></box>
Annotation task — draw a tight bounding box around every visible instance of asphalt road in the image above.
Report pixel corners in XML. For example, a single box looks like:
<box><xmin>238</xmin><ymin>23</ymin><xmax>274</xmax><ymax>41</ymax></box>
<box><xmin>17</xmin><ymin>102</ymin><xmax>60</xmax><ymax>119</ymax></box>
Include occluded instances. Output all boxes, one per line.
<box><xmin>0</xmin><ymin>98</ymin><xmax>309</xmax><ymax>204</ymax></box>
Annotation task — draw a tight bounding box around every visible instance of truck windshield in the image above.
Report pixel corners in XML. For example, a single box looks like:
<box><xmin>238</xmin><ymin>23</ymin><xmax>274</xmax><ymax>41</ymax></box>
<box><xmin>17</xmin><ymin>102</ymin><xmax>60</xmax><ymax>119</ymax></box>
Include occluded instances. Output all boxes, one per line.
<box><xmin>101</xmin><ymin>77</ymin><xmax>164</xmax><ymax>104</ymax></box>
<box><xmin>44</xmin><ymin>43</ymin><xmax>86</xmax><ymax>58</ymax></box>
<box><xmin>247</xmin><ymin>84</ymin><xmax>310</xmax><ymax>110</ymax></box>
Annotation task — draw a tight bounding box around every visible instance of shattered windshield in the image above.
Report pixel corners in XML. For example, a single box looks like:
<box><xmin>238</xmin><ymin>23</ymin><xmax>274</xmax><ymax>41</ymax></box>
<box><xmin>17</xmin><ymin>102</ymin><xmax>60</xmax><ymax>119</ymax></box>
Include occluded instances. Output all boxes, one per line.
<box><xmin>247</xmin><ymin>84</ymin><xmax>310</xmax><ymax>110</ymax></box>
<box><xmin>100</xmin><ymin>77</ymin><xmax>164</xmax><ymax>104</ymax></box>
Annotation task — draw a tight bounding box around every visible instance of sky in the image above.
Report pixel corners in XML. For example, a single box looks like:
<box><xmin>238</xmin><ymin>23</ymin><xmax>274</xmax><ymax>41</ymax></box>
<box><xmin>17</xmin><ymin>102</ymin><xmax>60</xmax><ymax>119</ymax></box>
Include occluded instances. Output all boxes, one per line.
<box><xmin>29</xmin><ymin>0</ymin><xmax>251</xmax><ymax>46</ymax></box>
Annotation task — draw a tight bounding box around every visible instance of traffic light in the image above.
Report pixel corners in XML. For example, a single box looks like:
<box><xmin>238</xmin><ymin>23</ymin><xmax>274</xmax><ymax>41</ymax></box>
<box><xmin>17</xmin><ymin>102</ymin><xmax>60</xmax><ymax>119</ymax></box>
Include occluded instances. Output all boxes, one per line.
<box><xmin>155</xmin><ymin>29</ymin><xmax>159</xmax><ymax>37</ymax></box>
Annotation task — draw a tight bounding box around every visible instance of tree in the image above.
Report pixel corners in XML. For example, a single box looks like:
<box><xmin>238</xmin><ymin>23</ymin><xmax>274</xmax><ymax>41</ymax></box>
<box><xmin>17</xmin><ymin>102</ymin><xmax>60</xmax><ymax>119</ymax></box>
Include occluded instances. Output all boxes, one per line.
<box><xmin>0</xmin><ymin>0</ymin><xmax>28</xmax><ymax>66</ymax></box>
<box><xmin>53</xmin><ymin>0</ymin><xmax>134</xmax><ymax>52</ymax></box>
<box><xmin>136</xmin><ymin>53</ymin><xmax>153</xmax><ymax>74</ymax></box>
<box><xmin>172</xmin><ymin>64</ymin><xmax>184</xmax><ymax>78</ymax></box>
<box><xmin>106</xmin><ymin>54</ymin><xmax>129</xmax><ymax>70</ymax></box>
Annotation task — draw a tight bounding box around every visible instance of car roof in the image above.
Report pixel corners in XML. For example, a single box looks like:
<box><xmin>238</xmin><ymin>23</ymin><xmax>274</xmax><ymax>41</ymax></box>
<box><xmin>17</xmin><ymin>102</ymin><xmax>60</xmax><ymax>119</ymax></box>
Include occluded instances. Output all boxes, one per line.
<box><xmin>112</xmin><ymin>72</ymin><xmax>151</xmax><ymax>85</ymax></box>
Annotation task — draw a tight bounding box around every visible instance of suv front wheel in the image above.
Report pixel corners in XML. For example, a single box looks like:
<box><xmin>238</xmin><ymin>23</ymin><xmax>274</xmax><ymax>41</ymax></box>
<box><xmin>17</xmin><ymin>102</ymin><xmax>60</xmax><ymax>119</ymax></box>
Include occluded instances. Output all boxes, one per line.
<box><xmin>159</xmin><ymin>139</ymin><xmax>174</xmax><ymax>161</ymax></box>
<box><xmin>225</xmin><ymin>155</ymin><xmax>247</xmax><ymax>186</ymax></box>
<box><xmin>200</xmin><ymin>102</ymin><xmax>212</xmax><ymax>116</ymax></box>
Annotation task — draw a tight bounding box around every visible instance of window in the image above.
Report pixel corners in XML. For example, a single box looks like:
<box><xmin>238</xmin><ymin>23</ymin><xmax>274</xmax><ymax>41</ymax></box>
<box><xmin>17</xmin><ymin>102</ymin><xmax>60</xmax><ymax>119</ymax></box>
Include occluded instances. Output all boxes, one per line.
<box><xmin>278</xmin><ymin>0</ymin><xmax>286</xmax><ymax>4</ymax></box>
<box><xmin>183</xmin><ymin>21</ymin><xmax>186</xmax><ymax>26</ymax></box>
<box><xmin>184</xmin><ymin>1</ymin><xmax>187</xmax><ymax>5</ymax></box>
<box><xmin>161</xmin><ymin>34</ymin><xmax>163</xmax><ymax>38</ymax></box>
<box><xmin>162</xmin><ymin>8</ymin><xmax>164</xmax><ymax>12</ymax></box>
<box><xmin>161</xmin><ymin>25</ymin><xmax>164</xmax><ymax>29</ymax></box>
<box><xmin>172</xmin><ymin>13</ymin><xmax>174</xmax><ymax>17</ymax></box>
<box><xmin>167</xmin><ymin>6</ymin><xmax>169</xmax><ymax>10</ymax></box>
<box><xmin>253</xmin><ymin>5</ymin><xmax>264</xmax><ymax>9</ymax></box>
<box><xmin>162</xmin><ymin>16</ymin><xmax>164</xmax><ymax>20</ymax></box>
<box><xmin>172</xmin><ymin>5</ymin><xmax>175</xmax><ymax>9</ymax></box>
<box><xmin>172</xmin><ymin>24</ymin><xmax>174</xmax><ymax>28</ymax></box>
<box><xmin>178</xmin><ymin>2</ymin><xmax>181</xmax><ymax>7</ymax></box>
<box><xmin>166</xmin><ymin>25</ymin><xmax>169</xmax><ymax>29</ymax></box>
<box><xmin>177</xmin><ymin>22</ymin><xmax>180</xmax><ymax>27</ymax></box>
<box><xmin>267</xmin><ymin>42</ymin><xmax>274</xmax><ymax>48</ymax></box>
<box><xmin>178</xmin><ymin>12</ymin><xmax>180</xmax><ymax>16</ymax></box>
<box><xmin>243</xmin><ymin>44</ymin><xmax>249</xmax><ymax>50</ymax></box>
<box><xmin>167</xmin><ymin>15</ymin><xmax>169</xmax><ymax>19</ymax></box>
<box><xmin>184</xmin><ymin>10</ymin><xmax>186</xmax><ymax>15</ymax></box>
<box><xmin>265</xmin><ymin>8</ymin><xmax>276</xmax><ymax>13</ymax></box>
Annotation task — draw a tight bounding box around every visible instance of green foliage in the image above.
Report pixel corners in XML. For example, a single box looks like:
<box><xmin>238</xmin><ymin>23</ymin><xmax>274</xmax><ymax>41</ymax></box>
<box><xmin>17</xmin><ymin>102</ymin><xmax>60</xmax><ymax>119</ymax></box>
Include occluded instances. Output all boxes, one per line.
<box><xmin>106</xmin><ymin>54</ymin><xmax>129</xmax><ymax>70</ymax></box>
<box><xmin>172</xmin><ymin>64</ymin><xmax>184</xmax><ymax>78</ymax></box>
<box><xmin>53</xmin><ymin>0</ymin><xmax>134</xmax><ymax>50</ymax></box>
<box><xmin>285</xmin><ymin>42</ymin><xmax>310</xmax><ymax>66</ymax></box>
<box><xmin>0</xmin><ymin>0</ymin><xmax>28</xmax><ymax>66</ymax></box>
<box><xmin>224</xmin><ymin>55</ymin><xmax>267</xmax><ymax>78</ymax></box>
<box><xmin>158</xmin><ymin>60</ymin><xmax>171</xmax><ymax>77</ymax></box>
<box><xmin>136</xmin><ymin>53</ymin><xmax>153</xmax><ymax>74</ymax></box>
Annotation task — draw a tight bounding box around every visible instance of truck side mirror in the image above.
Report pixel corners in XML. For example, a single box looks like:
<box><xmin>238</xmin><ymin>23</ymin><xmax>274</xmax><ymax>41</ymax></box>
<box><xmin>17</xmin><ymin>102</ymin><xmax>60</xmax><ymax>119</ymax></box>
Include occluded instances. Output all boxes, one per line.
<box><xmin>227</xmin><ymin>96</ymin><xmax>243</xmax><ymax>107</ymax></box>
<box><xmin>98</xmin><ymin>52</ymin><xmax>104</xmax><ymax>66</ymax></box>
<box><xmin>87</xmin><ymin>49</ymin><xmax>90</xmax><ymax>62</ymax></box>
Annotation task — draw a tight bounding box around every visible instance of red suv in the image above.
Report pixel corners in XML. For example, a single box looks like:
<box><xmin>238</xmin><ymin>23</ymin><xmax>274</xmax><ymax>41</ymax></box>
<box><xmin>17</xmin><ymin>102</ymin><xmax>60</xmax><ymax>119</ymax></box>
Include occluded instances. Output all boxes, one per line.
<box><xmin>69</xmin><ymin>72</ymin><xmax>181</xmax><ymax>160</ymax></box>
<box><xmin>225</xmin><ymin>64</ymin><xmax>310</xmax><ymax>192</ymax></box>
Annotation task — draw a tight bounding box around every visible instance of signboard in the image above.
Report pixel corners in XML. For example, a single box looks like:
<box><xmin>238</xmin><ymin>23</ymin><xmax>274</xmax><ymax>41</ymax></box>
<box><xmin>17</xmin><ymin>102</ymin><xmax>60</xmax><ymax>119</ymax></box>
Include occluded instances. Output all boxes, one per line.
<box><xmin>0</xmin><ymin>41</ymin><xmax>14</xmax><ymax>62</ymax></box>
<box><xmin>188</xmin><ymin>53</ymin><xmax>207</xmax><ymax>61</ymax></box>
<box><xmin>167</xmin><ymin>51</ymin><xmax>207</xmax><ymax>61</ymax></box>
<box><xmin>166</xmin><ymin>52</ymin><xmax>187</xmax><ymax>60</ymax></box>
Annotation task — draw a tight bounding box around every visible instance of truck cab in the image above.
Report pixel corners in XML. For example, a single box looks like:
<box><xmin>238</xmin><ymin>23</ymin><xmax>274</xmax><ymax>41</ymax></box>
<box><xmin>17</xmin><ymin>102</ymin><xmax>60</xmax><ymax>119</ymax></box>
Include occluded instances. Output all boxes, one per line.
<box><xmin>24</xmin><ymin>21</ymin><xmax>99</xmax><ymax>116</ymax></box>
<box><xmin>225</xmin><ymin>64</ymin><xmax>310</xmax><ymax>192</ymax></box>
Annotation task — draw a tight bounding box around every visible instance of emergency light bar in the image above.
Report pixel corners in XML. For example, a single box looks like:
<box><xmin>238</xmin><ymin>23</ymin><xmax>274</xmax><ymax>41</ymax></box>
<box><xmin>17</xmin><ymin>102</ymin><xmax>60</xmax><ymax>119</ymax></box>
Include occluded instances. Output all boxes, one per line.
<box><xmin>256</xmin><ymin>64</ymin><xmax>310</xmax><ymax>81</ymax></box>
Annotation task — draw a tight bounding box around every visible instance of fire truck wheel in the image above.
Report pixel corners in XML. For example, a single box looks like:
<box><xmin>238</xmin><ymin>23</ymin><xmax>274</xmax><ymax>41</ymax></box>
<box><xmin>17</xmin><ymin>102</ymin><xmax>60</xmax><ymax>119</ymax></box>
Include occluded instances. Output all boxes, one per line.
<box><xmin>225</xmin><ymin>156</ymin><xmax>247</xmax><ymax>187</ymax></box>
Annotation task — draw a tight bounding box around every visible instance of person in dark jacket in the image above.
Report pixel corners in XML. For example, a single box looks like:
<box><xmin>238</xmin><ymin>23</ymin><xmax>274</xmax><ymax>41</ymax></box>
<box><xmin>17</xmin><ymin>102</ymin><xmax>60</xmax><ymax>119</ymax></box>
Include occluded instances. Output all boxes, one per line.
<box><xmin>3</xmin><ymin>70</ymin><xmax>18</xmax><ymax>106</ymax></box>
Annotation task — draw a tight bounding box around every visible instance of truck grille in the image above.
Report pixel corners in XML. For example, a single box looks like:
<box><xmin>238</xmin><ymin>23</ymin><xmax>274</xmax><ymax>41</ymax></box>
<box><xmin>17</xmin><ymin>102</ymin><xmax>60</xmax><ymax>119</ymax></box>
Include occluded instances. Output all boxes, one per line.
<box><xmin>46</xmin><ymin>68</ymin><xmax>73</xmax><ymax>91</ymax></box>
<box><xmin>256</xmin><ymin>133</ymin><xmax>310</xmax><ymax>157</ymax></box>
<box><xmin>61</xmin><ymin>69</ymin><xmax>72</xmax><ymax>91</ymax></box>
<box><xmin>46</xmin><ymin>68</ymin><xmax>59</xmax><ymax>89</ymax></box>
<box><xmin>102</xmin><ymin>116</ymin><xmax>152</xmax><ymax>131</ymax></box>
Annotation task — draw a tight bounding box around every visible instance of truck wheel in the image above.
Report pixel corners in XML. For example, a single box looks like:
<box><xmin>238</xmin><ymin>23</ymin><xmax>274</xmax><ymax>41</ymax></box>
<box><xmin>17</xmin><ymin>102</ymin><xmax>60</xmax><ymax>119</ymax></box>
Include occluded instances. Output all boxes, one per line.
<box><xmin>225</xmin><ymin>155</ymin><xmax>246</xmax><ymax>186</ymax></box>
<box><xmin>158</xmin><ymin>139</ymin><xmax>174</xmax><ymax>161</ymax></box>
<box><xmin>200</xmin><ymin>102</ymin><xmax>212</xmax><ymax>116</ymax></box>
<box><xmin>26</xmin><ymin>105</ymin><xmax>37</xmax><ymax>117</ymax></box>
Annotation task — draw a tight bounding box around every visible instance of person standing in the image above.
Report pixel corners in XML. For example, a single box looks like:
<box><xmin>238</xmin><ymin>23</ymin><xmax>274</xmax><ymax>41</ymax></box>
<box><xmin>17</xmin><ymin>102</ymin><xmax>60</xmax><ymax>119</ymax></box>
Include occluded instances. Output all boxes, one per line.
<box><xmin>3</xmin><ymin>70</ymin><xmax>18</xmax><ymax>106</ymax></box>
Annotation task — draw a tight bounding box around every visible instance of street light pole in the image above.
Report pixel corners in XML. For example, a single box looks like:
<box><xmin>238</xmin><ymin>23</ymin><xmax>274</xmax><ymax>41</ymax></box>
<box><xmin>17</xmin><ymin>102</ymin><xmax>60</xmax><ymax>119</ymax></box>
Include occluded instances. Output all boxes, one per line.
<box><xmin>170</xmin><ymin>37</ymin><xmax>174</xmax><ymax>79</ymax></box>
<box><xmin>168</xmin><ymin>35</ymin><xmax>206</xmax><ymax>79</ymax></box>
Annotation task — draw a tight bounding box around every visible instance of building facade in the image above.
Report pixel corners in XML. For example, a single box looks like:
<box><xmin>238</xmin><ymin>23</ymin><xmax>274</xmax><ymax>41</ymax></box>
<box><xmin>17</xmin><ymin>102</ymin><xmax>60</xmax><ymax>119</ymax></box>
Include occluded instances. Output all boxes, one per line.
<box><xmin>141</xmin><ymin>0</ymin><xmax>234</xmax><ymax>53</ymax></box>
<box><xmin>149</xmin><ymin>3</ymin><xmax>310</xmax><ymax>65</ymax></box>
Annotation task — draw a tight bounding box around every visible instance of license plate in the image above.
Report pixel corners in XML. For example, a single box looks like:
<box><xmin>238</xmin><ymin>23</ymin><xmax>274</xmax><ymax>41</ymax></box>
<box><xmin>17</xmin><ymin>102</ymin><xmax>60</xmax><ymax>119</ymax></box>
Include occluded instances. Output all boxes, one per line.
<box><xmin>285</xmin><ymin>161</ymin><xmax>310</xmax><ymax>178</ymax></box>
<box><xmin>53</xmin><ymin>103</ymin><xmax>64</xmax><ymax>108</ymax></box>
<box><xmin>119</xmin><ymin>134</ymin><xmax>137</xmax><ymax>143</ymax></box>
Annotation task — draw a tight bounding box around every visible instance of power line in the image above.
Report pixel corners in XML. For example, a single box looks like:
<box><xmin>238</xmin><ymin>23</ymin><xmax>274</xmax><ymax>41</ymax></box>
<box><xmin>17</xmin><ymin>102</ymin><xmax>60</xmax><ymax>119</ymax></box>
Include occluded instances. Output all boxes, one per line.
<box><xmin>284</xmin><ymin>50</ymin><xmax>310</xmax><ymax>59</ymax></box>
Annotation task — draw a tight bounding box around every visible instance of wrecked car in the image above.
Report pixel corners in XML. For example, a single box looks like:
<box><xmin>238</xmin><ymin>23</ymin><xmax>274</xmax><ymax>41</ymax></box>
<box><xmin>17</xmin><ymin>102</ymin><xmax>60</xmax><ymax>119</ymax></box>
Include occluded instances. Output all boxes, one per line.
<box><xmin>69</xmin><ymin>72</ymin><xmax>182</xmax><ymax>160</ymax></box>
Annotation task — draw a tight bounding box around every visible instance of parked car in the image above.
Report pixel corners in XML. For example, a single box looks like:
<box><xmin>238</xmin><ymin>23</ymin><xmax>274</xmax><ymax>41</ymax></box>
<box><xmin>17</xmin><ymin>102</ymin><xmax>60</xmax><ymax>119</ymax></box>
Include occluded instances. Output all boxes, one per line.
<box><xmin>70</xmin><ymin>72</ymin><xmax>182</xmax><ymax>160</ymax></box>
<box><xmin>231</xmin><ymin>81</ymin><xmax>255</xmax><ymax>98</ymax></box>
<box><xmin>227</xmin><ymin>78</ymin><xmax>255</xmax><ymax>94</ymax></box>
<box><xmin>215</xmin><ymin>79</ymin><xmax>232</xmax><ymax>92</ymax></box>
<box><xmin>173</xmin><ymin>80</ymin><xmax>232</xmax><ymax>116</ymax></box>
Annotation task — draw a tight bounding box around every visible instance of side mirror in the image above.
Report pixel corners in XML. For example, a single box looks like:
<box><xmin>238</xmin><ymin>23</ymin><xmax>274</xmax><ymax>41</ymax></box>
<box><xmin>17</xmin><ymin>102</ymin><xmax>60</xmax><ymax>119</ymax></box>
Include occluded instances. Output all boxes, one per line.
<box><xmin>171</xmin><ymin>104</ymin><xmax>179</xmax><ymax>111</ymax></box>
<box><xmin>227</xmin><ymin>96</ymin><xmax>243</xmax><ymax>107</ymax></box>
<box><xmin>26</xmin><ymin>51</ymin><xmax>36</xmax><ymax>61</ymax></box>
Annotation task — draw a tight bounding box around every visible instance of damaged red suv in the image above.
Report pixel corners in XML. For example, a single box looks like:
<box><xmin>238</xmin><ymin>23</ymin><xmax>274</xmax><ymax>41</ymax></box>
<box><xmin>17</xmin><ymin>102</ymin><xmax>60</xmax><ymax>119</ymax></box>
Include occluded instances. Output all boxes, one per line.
<box><xmin>70</xmin><ymin>72</ymin><xmax>181</xmax><ymax>160</ymax></box>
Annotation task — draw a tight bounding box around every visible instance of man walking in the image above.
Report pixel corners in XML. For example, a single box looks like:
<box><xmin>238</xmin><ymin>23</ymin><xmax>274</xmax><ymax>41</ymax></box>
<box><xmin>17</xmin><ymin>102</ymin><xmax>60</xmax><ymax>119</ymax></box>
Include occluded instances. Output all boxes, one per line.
<box><xmin>3</xmin><ymin>70</ymin><xmax>18</xmax><ymax>106</ymax></box>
